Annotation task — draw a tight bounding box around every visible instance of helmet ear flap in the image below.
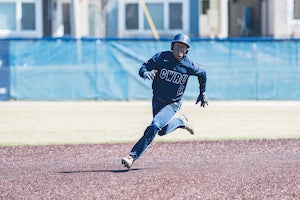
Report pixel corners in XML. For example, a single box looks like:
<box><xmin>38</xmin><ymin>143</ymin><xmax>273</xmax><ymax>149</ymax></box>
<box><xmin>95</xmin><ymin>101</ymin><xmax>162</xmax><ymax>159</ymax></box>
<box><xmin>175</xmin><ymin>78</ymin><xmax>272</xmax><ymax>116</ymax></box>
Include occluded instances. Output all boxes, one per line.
<box><xmin>186</xmin><ymin>49</ymin><xmax>189</xmax><ymax>54</ymax></box>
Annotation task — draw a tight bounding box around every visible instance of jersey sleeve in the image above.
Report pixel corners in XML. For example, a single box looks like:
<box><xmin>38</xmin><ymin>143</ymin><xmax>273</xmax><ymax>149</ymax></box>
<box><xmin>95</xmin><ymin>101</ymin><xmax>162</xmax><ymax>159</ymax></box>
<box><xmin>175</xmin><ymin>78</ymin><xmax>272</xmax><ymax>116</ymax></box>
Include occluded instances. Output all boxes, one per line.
<box><xmin>191</xmin><ymin>62</ymin><xmax>207</xmax><ymax>94</ymax></box>
<box><xmin>139</xmin><ymin>52</ymin><xmax>161</xmax><ymax>78</ymax></box>
<box><xmin>198</xmin><ymin>69</ymin><xmax>207</xmax><ymax>94</ymax></box>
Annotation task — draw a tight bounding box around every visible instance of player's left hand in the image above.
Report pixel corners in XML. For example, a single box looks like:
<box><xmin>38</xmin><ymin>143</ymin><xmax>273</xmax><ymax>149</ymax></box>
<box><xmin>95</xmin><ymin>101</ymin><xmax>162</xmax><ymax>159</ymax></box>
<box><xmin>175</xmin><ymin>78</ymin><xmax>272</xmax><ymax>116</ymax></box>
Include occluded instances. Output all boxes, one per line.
<box><xmin>195</xmin><ymin>92</ymin><xmax>208</xmax><ymax>107</ymax></box>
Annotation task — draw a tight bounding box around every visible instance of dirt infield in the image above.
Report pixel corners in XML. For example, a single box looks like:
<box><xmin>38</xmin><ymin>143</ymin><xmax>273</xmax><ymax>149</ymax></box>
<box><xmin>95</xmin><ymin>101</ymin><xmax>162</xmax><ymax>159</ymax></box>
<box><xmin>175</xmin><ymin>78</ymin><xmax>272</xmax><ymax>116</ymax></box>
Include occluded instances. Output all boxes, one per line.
<box><xmin>1</xmin><ymin>139</ymin><xmax>299</xmax><ymax>199</ymax></box>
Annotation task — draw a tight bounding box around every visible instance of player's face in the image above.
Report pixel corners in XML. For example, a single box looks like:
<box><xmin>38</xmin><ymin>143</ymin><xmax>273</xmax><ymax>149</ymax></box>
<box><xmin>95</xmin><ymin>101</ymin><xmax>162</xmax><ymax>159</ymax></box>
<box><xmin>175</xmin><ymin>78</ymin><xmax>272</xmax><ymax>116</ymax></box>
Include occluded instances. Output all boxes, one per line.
<box><xmin>172</xmin><ymin>42</ymin><xmax>188</xmax><ymax>60</ymax></box>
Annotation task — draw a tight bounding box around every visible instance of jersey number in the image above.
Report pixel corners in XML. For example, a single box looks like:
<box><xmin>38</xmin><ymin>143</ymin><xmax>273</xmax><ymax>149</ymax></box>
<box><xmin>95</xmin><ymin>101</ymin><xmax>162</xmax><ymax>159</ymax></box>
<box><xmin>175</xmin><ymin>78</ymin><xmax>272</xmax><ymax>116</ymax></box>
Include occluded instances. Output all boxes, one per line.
<box><xmin>177</xmin><ymin>85</ymin><xmax>185</xmax><ymax>96</ymax></box>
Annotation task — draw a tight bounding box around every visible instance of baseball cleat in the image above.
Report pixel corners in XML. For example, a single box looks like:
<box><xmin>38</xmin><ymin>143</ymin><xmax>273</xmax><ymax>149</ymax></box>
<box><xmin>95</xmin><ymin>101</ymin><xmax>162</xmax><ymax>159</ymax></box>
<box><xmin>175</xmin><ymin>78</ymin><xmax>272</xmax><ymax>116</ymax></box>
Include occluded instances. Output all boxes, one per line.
<box><xmin>180</xmin><ymin>114</ymin><xmax>195</xmax><ymax>135</ymax></box>
<box><xmin>121</xmin><ymin>156</ymin><xmax>134</xmax><ymax>169</ymax></box>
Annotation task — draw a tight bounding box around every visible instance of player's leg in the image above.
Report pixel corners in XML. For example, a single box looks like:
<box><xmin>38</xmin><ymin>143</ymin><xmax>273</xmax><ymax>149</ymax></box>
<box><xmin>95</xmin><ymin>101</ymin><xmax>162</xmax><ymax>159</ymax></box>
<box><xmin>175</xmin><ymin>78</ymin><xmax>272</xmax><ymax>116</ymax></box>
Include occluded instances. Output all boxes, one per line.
<box><xmin>157</xmin><ymin>117</ymin><xmax>183</xmax><ymax>136</ymax></box>
<box><xmin>122</xmin><ymin>113</ymin><xmax>192</xmax><ymax>169</ymax></box>
<box><xmin>128</xmin><ymin>101</ymin><xmax>181</xmax><ymax>161</ymax></box>
<box><xmin>158</xmin><ymin>114</ymin><xmax>194</xmax><ymax>136</ymax></box>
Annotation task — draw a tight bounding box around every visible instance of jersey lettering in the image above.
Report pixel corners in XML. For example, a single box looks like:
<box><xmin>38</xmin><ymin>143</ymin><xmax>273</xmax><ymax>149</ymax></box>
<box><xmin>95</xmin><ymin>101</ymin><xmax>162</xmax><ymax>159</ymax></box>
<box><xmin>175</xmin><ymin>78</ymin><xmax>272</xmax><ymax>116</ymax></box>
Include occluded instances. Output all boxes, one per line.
<box><xmin>159</xmin><ymin>69</ymin><xmax>188</xmax><ymax>85</ymax></box>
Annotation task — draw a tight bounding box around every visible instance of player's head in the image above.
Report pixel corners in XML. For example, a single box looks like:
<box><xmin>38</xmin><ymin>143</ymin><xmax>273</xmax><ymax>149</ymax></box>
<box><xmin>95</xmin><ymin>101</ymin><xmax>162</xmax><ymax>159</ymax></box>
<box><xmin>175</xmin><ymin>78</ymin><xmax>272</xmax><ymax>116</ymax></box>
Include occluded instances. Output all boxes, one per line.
<box><xmin>171</xmin><ymin>33</ymin><xmax>190</xmax><ymax>60</ymax></box>
<box><xmin>171</xmin><ymin>33</ymin><xmax>190</xmax><ymax>49</ymax></box>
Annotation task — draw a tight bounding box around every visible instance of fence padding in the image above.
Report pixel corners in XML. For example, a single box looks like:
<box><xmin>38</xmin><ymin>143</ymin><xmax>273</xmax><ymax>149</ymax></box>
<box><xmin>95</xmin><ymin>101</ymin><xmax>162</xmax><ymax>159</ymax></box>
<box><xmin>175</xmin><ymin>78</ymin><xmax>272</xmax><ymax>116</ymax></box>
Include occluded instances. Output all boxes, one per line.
<box><xmin>2</xmin><ymin>38</ymin><xmax>300</xmax><ymax>100</ymax></box>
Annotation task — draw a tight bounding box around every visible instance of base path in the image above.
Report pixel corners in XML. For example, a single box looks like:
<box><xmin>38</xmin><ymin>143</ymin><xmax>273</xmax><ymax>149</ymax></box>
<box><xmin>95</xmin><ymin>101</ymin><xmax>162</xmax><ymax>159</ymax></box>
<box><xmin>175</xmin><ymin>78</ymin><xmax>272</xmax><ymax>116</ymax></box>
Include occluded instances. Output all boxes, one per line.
<box><xmin>1</xmin><ymin>139</ymin><xmax>299</xmax><ymax>199</ymax></box>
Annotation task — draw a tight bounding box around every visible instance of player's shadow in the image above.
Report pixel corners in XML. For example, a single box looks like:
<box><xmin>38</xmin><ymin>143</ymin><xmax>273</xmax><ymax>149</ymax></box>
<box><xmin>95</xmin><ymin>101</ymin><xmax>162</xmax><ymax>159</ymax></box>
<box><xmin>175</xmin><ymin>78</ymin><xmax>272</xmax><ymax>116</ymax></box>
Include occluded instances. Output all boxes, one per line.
<box><xmin>58</xmin><ymin>168</ymin><xmax>141</xmax><ymax>174</ymax></box>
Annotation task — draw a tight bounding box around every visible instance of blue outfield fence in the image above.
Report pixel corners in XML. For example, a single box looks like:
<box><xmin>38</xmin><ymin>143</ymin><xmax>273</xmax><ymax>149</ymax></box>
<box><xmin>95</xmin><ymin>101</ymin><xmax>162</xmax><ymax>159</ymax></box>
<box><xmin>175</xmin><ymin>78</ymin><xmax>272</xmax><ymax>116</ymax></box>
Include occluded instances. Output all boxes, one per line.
<box><xmin>0</xmin><ymin>37</ymin><xmax>299</xmax><ymax>100</ymax></box>
<box><xmin>0</xmin><ymin>40</ymin><xmax>10</xmax><ymax>100</ymax></box>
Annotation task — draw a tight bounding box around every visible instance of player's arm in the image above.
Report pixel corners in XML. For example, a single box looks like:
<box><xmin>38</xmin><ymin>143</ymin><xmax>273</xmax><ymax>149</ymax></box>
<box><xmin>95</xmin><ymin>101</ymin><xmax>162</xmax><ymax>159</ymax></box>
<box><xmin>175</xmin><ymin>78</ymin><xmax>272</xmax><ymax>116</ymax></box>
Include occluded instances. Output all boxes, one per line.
<box><xmin>139</xmin><ymin>53</ymin><xmax>160</xmax><ymax>80</ymax></box>
<box><xmin>197</xmin><ymin>69</ymin><xmax>206</xmax><ymax>94</ymax></box>
<box><xmin>194</xmin><ymin>64</ymin><xmax>208</xmax><ymax>107</ymax></box>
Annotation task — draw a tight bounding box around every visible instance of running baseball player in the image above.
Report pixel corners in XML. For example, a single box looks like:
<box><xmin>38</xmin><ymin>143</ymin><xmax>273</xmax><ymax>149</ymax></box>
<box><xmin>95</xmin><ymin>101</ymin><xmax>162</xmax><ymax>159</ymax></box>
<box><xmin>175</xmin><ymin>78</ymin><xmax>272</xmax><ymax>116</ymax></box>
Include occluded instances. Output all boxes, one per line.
<box><xmin>121</xmin><ymin>33</ymin><xmax>208</xmax><ymax>169</ymax></box>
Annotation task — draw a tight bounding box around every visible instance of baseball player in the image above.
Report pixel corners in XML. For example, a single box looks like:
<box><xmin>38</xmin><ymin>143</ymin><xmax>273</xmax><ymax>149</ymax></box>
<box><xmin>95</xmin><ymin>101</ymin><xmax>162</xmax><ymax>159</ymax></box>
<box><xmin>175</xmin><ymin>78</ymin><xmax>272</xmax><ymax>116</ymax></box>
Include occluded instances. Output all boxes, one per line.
<box><xmin>121</xmin><ymin>33</ymin><xmax>208</xmax><ymax>169</ymax></box>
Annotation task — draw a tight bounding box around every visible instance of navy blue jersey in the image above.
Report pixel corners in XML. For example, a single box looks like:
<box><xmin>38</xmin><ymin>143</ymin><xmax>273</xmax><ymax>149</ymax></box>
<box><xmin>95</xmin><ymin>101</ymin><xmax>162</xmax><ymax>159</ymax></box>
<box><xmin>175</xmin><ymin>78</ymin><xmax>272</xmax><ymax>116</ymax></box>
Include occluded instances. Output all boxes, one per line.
<box><xmin>139</xmin><ymin>51</ymin><xmax>206</xmax><ymax>102</ymax></box>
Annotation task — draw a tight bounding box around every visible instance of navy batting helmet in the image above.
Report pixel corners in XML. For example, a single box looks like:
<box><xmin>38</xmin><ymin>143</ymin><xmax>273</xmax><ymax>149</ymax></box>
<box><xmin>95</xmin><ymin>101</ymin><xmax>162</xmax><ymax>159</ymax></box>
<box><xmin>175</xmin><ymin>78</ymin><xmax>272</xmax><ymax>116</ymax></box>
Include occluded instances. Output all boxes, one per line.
<box><xmin>171</xmin><ymin>33</ymin><xmax>191</xmax><ymax>49</ymax></box>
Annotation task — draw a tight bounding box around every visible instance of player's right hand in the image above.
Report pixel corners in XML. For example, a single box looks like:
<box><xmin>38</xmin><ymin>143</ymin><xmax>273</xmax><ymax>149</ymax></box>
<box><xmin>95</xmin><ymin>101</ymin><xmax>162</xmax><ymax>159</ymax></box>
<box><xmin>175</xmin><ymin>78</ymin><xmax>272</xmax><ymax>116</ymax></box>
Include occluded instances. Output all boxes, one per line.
<box><xmin>143</xmin><ymin>70</ymin><xmax>157</xmax><ymax>80</ymax></box>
